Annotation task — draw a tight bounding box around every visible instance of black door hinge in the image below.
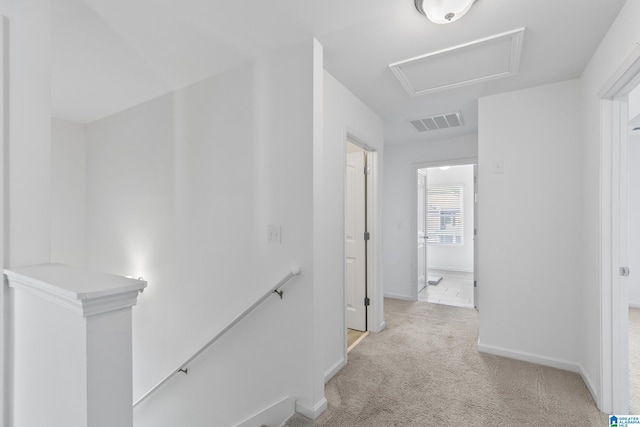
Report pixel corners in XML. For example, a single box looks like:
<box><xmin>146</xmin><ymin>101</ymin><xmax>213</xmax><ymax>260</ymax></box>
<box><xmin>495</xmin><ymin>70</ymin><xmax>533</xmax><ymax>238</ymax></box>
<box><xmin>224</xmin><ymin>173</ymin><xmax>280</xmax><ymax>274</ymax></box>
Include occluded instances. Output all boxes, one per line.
<box><xmin>364</xmin><ymin>231</ymin><xmax>370</xmax><ymax>241</ymax></box>
<box><xmin>364</xmin><ymin>297</ymin><xmax>370</xmax><ymax>306</ymax></box>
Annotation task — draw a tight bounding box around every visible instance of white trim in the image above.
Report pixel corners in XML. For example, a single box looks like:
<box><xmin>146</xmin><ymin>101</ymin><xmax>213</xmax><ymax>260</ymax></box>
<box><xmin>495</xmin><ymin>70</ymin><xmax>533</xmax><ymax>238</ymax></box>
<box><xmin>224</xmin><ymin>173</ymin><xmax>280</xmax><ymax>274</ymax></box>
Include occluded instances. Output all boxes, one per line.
<box><xmin>383</xmin><ymin>292</ymin><xmax>414</xmax><ymax>301</ymax></box>
<box><xmin>4</xmin><ymin>264</ymin><xmax>146</xmax><ymax>317</ymax></box>
<box><xmin>234</xmin><ymin>396</ymin><xmax>295</xmax><ymax>427</ymax></box>
<box><xmin>411</xmin><ymin>158</ymin><xmax>478</xmax><ymax>301</ymax></box>
<box><xmin>343</xmin><ymin>131</ymin><xmax>384</xmax><ymax>340</ymax></box>
<box><xmin>599</xmin><ymin>43</ymin><xmax>640</xmax><ymax>415</ymax></box>
<box><xmin>629</xmin><ymin>302</ymin><xmax>640</xmax><ymax>309</ymax></box>
<box><xmin>427</xmin><ymin>266</ymin><xmax>474</xmax><ymax>274</ymax></box>
<box><xmin>295</xmin><ymin>397</ymin><xmax>327</xmax><ymax>420</ymax></box>
<box><xmin>478</xmin><ymin>342</ymin><xmax>580</xmax><ymax>373</ymax></box>
<box><xmin>389</xmin><ymin>28</ymin><xmax>525</xmax><ymax>97</ymax></box>
<box><xmin>580</xmin><ymin>364</ymin><xmax>600</xmax><ymax>407</ymax></box>
<box><xmin>0</xmin><ymin>15</ymin><xmax>7</xmax><ymax>427</ymax></box>
<box><xmin>323</xmin><ymin>357</ymin><xmax>346</xmax><ymax>384</ymax></box>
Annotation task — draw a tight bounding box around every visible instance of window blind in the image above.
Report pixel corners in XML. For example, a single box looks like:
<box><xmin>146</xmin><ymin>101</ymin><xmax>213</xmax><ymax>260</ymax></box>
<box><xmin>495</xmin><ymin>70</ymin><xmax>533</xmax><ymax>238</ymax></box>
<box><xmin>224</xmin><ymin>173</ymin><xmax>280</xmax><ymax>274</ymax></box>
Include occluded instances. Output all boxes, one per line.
<box><xmin>427</xmin><ymin>185</ymin><xmax>463</xmax><ymax>245</ymax></box>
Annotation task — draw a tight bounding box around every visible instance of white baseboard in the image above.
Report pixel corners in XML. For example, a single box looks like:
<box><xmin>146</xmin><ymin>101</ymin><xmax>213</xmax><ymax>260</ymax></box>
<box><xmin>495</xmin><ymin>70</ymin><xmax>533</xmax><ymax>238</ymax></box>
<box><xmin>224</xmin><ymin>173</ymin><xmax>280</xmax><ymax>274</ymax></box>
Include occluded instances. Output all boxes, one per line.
<box><xmin>630</xmin><ymin>302</ymin><xmax>640</xmax><ymax>309</ymax></box>
<box><xmin>578</xmin><ymin>364</ymin><xmax>600</xmax><ymax>407</ymax></box>
<box><xmin>477</xmin><ymin>342</ymin><xmax>580</xmax><ymax>373</ymax></box>
<box><xmin>296</xmin><ymin>397</ymin><xmax>328</xmax><ymax>420</ymax></box>
<box><xmin>383</xmin><ymin>292</ymin><xmax>414</xmax><ymax>301</ymax></box>
<box><xmin>477</xmin><ymin>343</ymin><xmax>602</xmax><ymax>409</ymax></box>
<box><xmin>324</xmin><ymin>357</ymin><xmax>345</xmax><ymax>384</ymax></box>
<box><xmin>235</xmin><ymin>396</ymin><xmax>295</xmax><ymax>427</ymax></box>
<box><xmin>376</xmin><ymin>320</ymin><xmax>386</xmax><ymax>332</ymax></box>
<box><xmin>428</xmin><ymin>267</ymin><xmax>473</xmax><ymax>274</ymax></box>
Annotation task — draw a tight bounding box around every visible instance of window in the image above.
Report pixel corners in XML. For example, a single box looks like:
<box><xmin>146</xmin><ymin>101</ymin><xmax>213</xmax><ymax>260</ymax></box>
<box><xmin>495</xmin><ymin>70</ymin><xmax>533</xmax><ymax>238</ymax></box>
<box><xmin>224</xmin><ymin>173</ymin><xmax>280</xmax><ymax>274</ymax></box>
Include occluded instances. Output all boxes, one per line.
<box><xmin>427</xmin><ymin>185</ymin><xmax>463</xmax><ymax>245</ymax></box>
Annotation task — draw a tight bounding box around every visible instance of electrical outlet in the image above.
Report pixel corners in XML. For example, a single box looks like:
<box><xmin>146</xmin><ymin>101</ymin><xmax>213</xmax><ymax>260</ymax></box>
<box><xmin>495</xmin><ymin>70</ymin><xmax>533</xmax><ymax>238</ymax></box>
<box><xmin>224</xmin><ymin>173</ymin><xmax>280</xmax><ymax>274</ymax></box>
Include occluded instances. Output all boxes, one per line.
<box><xmin>267</xmin><ymin>225</ymin><xmax>281</xmax><ymax>244</ymax></box>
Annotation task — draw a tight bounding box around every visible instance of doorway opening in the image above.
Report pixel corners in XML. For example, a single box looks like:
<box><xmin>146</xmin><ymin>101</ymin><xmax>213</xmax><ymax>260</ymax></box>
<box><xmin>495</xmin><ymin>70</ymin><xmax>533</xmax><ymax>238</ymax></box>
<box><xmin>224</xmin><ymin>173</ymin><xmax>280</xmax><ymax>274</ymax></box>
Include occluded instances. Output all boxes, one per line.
<box><xmin>600</xmin><ymin>45</ymin><xmax>640</xmax><ymax>414</ymax></box>
<box><xmin>344</xmin><ymin>138</ymin><xmax>376</xmax><ymax>353</ymax></box>
<box><xmin>415</xmin><ymin>161</ymin><xmax>477</xmax><ymax>309</ymax></box>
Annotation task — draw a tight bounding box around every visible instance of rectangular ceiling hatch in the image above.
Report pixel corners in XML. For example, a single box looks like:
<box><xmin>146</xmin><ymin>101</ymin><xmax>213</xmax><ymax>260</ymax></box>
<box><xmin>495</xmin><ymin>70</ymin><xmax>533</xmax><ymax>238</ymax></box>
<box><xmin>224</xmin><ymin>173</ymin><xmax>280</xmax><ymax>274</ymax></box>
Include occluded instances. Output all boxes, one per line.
<box><xmin>390</xmin><ymin>28</ymin><xmax>525</xmax><ymax>97</ymax></box>
<box><xmin>410</xmin><ymin>111</ymin><xmax>463</xmax><ymax>132</ymax></box>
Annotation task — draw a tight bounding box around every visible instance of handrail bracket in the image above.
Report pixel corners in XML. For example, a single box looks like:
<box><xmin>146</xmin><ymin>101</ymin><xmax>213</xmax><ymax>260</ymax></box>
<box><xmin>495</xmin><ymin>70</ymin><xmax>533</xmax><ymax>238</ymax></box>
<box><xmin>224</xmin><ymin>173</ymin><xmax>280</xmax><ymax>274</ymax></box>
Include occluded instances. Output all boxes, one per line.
<box><xmin>132</xmin><ymin>267</ymin><xmax>300</xmax><ymax>408</ymax></box>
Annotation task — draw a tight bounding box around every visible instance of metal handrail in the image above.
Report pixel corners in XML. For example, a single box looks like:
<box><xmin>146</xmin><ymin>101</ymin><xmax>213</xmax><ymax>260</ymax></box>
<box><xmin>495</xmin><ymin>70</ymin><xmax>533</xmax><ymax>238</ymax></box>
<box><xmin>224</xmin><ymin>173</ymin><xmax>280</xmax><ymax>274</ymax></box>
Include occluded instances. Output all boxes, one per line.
<box><xmin>133</xmin><ymin>267</ymin><xmax>301</xmax><ymax>408</ymax></box>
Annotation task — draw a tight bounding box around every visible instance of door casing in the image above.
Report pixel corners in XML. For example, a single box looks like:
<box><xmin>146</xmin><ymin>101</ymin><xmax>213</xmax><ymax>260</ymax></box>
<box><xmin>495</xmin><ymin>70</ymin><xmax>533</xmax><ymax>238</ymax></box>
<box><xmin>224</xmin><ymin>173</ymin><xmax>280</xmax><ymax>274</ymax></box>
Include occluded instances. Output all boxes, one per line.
<box><xmin>411</xmin><ymin>158</ymin><xmax>478</xmax><ymax>301</ymax></box>
<box><xmin>598</xmin><ymin>44</ymin><xmax>640</xmax><ymax>415</ymax></box>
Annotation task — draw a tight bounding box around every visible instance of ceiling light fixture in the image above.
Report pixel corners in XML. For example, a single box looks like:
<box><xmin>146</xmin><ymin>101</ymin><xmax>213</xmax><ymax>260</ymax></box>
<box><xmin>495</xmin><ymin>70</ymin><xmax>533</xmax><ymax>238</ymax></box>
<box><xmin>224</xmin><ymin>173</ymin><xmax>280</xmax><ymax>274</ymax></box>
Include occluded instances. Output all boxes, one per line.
<box><xmin>415</xmin><ymin>0</ymin><xmax>477</xmax><ymax>24</ymax></box>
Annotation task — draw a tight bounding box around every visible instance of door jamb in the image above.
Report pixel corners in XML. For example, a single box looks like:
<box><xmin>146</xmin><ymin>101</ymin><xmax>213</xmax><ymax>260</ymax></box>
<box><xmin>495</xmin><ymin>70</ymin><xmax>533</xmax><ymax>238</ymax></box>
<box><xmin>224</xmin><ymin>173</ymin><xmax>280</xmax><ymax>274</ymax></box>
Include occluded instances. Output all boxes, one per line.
<box><xmin>411</xmin><ymin>158</ymin><xmax>477</xmax><ymax>301</ymax></box>
<box><xmin>343</xmin><ymin>132</ymin><xmax>382</xmax><ymax>365</ymax></box>
<box><xmin>599</xmin><ymin>44</ymin><xmax>640</xmax><ymax>415</ymax></box>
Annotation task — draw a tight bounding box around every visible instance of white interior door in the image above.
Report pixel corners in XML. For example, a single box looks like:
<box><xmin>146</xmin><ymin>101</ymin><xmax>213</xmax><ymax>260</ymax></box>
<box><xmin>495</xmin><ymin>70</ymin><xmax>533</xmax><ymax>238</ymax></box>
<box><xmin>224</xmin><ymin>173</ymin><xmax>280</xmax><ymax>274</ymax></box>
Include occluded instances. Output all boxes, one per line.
<box><xmin>346</xmin><ymin>150</ymin><xmax>367</xmax><ymax>331</ymax></box>
<box><xmin>417</xmin><ymin>170</ymin><xmax>427</xmax><ymax>294</ymax></box>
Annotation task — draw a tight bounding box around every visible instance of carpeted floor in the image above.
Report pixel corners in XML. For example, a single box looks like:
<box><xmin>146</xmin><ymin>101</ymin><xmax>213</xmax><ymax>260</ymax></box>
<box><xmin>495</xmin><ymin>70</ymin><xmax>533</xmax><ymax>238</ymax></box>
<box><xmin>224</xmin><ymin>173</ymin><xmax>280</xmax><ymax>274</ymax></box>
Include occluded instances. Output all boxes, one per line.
<box><xmin>313</xmin><ymin>298</ymin><xmax>607</xmax><ymax>426</ymax></box>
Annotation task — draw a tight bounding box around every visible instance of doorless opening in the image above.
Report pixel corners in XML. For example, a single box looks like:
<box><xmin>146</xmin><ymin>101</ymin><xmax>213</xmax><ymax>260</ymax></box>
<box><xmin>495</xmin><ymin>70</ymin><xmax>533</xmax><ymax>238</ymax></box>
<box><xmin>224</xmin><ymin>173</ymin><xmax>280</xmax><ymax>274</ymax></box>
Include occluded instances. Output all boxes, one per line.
<box><xmin>415</xmin><ymin>163</ymin><xmax>476</xmax><ymax>309</ymax></box>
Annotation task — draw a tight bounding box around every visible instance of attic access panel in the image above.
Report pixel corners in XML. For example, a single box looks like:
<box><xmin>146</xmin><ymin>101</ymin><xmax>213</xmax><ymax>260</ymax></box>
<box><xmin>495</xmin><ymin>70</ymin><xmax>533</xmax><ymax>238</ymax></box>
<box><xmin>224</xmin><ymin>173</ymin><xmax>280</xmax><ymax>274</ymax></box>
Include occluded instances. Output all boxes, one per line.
<box><xmin>390</xmin><ymin>28</ymin><xmax>525</xmax><ymax>97</ymax></box>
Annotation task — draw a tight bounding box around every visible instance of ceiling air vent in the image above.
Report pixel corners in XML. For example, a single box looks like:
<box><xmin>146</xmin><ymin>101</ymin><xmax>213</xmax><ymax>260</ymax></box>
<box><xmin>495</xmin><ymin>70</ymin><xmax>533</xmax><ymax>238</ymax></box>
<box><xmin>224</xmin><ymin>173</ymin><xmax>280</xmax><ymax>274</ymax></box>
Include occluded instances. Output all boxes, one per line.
<box><xmin>409</xmin><ymin>111</ymin><xmax>463</xmax><ymax>132</ymax></box>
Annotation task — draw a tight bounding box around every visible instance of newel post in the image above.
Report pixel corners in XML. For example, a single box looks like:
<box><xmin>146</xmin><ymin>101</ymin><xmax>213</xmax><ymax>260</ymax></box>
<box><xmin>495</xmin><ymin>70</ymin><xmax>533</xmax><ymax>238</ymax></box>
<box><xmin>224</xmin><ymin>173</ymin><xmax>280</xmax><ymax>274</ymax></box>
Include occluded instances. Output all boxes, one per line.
<box><xmin>4</xmin><ymin>264</ymin><xmax>146</xmax><ymax>427</ymax></box>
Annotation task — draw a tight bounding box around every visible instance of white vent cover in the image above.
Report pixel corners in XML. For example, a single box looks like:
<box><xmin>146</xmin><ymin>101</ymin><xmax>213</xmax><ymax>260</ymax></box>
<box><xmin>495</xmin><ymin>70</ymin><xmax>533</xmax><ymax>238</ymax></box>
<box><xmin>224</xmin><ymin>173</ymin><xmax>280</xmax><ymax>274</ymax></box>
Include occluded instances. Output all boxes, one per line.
<box><xmin>390</xmin><ymin>28</ymin><xmax>525</xmax><ymax>97</ymax></box>
<box><xmin>410</xmin><ymin>111</ymin><xmax>463</xmax><ymax>132</ymax></box>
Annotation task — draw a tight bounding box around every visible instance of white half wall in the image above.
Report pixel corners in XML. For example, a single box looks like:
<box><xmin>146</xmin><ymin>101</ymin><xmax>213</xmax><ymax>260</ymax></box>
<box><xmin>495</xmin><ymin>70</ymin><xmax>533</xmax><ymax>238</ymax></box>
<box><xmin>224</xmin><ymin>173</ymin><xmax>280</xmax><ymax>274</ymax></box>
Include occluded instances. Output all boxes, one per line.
<box><xmin>477</xmin><ymin>79</ymin><xmax>581</xmax><ymax>369</ymax></box>
<box><xmin>383</xmin><ymin>135</ymin><xmax>477</xmax><ymax>300</ymax></box>
<box><xmin>579</xmin><ymin>0</ymin><xmax>640</xmax><ymax>410</ymax></box>
<box><xmin>425</xmin><ymin>165</ymin><xmax>474</xmax><ymax>273</ymax></box>
<box><xmin>319</xmin><ymin>71</ymin><xmax>383</xmax><ymax>380</ymax></box>
<box><xmin>51</xmin><ymin>119</ymin><xmax>86</xmax><ymax>266</ymax></box>
<box><xmin>85</xmin><ymin>40</ymin><xmax>321</xmax><ymax>427</ymax></box>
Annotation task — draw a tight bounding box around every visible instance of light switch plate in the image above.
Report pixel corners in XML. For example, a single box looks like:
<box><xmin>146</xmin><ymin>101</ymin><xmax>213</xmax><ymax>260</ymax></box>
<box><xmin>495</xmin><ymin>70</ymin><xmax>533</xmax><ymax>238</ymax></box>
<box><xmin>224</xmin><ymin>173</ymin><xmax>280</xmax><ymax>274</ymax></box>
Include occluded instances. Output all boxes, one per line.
<box><xmin>267</xmin><ymin>225</ymin><xmax>281</xmax><ymax>244</ymax></box>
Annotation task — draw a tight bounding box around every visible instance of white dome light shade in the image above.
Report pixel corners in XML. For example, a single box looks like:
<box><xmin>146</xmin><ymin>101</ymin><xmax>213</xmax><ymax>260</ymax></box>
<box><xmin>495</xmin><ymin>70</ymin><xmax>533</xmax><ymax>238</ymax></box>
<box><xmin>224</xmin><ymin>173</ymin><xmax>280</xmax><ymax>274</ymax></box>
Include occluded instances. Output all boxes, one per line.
<box><xmin>415</xmin><ymin>0</ymin><xmax>475</xmax><ymax>24</ymax></box>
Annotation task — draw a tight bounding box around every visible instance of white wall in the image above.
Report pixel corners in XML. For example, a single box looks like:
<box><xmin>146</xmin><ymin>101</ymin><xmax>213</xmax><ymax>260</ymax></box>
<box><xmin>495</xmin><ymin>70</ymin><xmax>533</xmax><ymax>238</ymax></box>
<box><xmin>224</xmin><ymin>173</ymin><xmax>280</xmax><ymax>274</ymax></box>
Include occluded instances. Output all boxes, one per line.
<box><xmin>579</xmin><ymin>0</ymin><xmax>640</xmax><ymax>407</ymax></box>
<box><xmin>383</xmin><ymin>134</ymin><xmax>477</xmax><ymax>300</ymax></box>
<box><xmin>51</xmin><ymin>119</ymin><xmax>86</xmax><ymax>266</ymax></box>
<box><xmin>85</xmin><ymin>40</ymin><xmax>323</xmax><ymax>426</ymax></box>
<box><xmin>629</xmin><ymin>133</ymin><xmax>640</xmax><ymax>307</ymax></box>
<box><xmin>425</xmin><ymin>165</ymin><xmax>474</xmax><ymax>273</ymax></box>
<box><xmin>0</xmin><ymin>0</ymin><xmax>52</xmax><ymax>268</ymax></box>
<box><xmin>477</xmin><ymin>80</ymin><xmax>581</xmax><ymax>368</ymax></box>
<box><xmin>0</xmin><ymin>2</ymin><xmax>52</xmax><ymax>425</ymax></box>
<box><xmin>319</xmin><ymin>71</ymin><xmax>384</xmax><ymax>381</ymax></box>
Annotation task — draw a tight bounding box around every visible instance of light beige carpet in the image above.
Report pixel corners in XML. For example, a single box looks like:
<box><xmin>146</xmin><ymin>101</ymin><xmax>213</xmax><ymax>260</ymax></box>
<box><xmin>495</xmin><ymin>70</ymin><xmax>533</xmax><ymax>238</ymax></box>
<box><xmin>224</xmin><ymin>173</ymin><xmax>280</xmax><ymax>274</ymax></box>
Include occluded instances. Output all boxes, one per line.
<box><xmin>630</xmin><ymin>307</ymin><xmax>640</xmax><ymax>413</ymax></box>
<box><xmin>313</xmin><ymin>298</ymin><xmax>607</xmax><ymax>426</ymax></box>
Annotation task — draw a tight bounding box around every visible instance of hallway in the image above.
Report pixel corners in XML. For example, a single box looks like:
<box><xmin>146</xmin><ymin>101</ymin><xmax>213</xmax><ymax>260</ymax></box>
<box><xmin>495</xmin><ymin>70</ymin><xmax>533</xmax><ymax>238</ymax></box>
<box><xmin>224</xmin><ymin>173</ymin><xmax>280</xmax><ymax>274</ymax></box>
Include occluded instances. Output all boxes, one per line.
<box><xmin>315</xmin><ymin>298</ymin><xmax>606</xmax><ymax>426</ymax></box>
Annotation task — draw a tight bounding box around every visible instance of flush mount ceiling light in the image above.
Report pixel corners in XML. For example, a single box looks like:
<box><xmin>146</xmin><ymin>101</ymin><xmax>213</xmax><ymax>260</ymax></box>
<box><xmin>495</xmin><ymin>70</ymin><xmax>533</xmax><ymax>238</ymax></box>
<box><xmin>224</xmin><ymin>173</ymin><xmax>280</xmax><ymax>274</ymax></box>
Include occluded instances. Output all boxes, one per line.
<box><xmin>415</xmin><ymin>0</ymin><xmax>477</xmax><ymax>24</ymax></box>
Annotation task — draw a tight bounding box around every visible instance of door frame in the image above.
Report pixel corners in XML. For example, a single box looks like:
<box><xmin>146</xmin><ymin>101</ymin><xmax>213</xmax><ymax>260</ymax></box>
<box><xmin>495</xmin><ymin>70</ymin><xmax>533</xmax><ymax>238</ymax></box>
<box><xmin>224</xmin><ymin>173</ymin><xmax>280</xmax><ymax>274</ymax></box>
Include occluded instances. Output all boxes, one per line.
<box><xmin>342</xmin><ymin>132</ymin><xmax>382</xmax><ymax>362</ymax></box>
<box><xmin>1</xmin><ymin>15</ymin><xmax>7</xmax><ymax>425</ymax></box>
<box><xmin>417</xmin><ymin>169</ymin><xmax>427</xmax><ymax>295</ymax></box>
<box><xmin>345</xmin><ymin>145</ymin><xmax>367</xmax><ymax>332</ymax></box>
<box><xmin>411</xmin><ymin>158</ymin><xmax>477</xmax><ymax>301</ymax></box>
<box><xmin>599</xmin><ymin>44</ymin><xmax>640</xmax><ymax>415</ymax></box>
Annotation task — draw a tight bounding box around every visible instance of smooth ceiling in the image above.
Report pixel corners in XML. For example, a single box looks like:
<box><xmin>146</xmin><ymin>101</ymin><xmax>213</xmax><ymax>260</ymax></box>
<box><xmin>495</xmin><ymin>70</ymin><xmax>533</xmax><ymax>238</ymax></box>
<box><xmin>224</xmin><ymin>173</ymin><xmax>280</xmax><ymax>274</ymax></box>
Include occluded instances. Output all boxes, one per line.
<box><xmin>51</xmin><ymin>0</ymin><xmax>628</xmax><ymax>145</ymax></box>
